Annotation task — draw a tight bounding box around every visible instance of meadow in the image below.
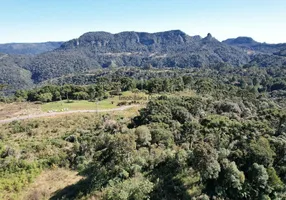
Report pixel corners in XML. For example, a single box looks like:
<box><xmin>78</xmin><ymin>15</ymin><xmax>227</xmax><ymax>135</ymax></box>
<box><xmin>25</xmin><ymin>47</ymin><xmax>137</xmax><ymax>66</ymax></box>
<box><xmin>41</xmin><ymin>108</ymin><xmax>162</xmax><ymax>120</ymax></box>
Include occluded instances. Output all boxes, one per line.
<box><xmin>41</xmin><ymin>91</ymin><xmax>148</xmax><ymax>112</ymax></box>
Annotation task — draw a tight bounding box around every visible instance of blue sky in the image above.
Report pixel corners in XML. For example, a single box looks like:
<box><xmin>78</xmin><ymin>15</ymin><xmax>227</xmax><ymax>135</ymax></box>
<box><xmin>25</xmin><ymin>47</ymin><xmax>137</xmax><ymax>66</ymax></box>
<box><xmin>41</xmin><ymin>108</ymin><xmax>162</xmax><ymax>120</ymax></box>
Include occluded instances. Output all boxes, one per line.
<box><xmin>1</xmin><ymin>0</ymin><xmax>285</xmax><ymax>43</ymax></box>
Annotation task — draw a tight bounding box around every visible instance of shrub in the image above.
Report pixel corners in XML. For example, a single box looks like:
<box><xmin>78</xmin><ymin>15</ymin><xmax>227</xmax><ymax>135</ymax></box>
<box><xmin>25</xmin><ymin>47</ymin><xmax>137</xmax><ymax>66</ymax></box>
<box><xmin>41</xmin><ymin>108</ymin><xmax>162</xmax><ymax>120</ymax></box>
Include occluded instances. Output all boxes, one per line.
<box><xmin>135</xmin><ymin>126</ymin><xmax>151</xmax><ymax>147</ymax></box>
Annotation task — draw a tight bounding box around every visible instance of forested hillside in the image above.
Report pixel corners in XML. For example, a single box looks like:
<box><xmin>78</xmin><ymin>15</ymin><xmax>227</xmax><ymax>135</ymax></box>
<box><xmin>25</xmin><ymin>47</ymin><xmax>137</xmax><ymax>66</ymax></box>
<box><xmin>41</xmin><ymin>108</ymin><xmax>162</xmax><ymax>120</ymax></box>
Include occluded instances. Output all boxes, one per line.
<box><xmin>26</xmin><ymin>30</ymin><xmax>250</xmax><ymax>83</ymax></box>
<box><xmin>0</xmin><ymin>53</ymin><xmax>33</xmax><ymax>92</ymax></box>
<box><xmin>0</xmin><ymin>42</ymin><xmax>63</xmax><ymax>55</ymax></box>
<box><xmin>1</xmin><ymin>65</ymin><xmax>286</xmax><ymax>199</ymax></box>
<box><xmin>0</xmin><ymin>30</ymin><xmax>248</xmax><ymax>89</ymax></box>
<box><xmin>1</xmin><ymin>30</ymin><xmax>286</xmax><ymax>93</ymax></box>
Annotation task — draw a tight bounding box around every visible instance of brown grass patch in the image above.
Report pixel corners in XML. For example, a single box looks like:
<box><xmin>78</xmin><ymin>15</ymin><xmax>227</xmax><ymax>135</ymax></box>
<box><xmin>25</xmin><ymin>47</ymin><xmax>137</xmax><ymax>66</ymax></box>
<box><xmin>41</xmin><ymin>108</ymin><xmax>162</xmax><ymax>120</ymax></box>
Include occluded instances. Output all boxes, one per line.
<box><xmin>20</xmin><ymin>168</ymin><xmax>83</xmax><ymax>200</ymax></box>
<box><xmin>0</xmin><ymin>102</ymin><xmax>42</xmax><ymax>120</ymax></box>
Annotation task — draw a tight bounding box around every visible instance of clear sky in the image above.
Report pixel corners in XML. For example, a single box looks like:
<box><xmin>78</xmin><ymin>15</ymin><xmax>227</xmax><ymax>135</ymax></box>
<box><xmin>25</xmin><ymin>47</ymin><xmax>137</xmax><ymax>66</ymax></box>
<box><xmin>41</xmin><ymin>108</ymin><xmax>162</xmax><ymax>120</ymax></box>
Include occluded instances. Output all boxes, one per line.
<box><xmin>1</xmin><ymin>0</ymin><xmax>285</xmax><ymax>43</ymax></box>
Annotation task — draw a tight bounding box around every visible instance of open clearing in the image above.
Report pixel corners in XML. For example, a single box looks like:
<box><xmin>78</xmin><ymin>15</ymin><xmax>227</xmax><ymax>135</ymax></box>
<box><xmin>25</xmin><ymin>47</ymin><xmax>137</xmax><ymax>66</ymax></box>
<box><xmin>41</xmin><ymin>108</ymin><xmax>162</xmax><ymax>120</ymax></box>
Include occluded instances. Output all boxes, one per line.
<box><xmin>0</xmin><ymin>90</ymin><xmax>194</xmax><ymax>122</ymax></box>
<box><xmin>41</xmin><ymin>99</ymin><xmax>117</xmax><ymax>112</ymax></box>
<box><xmin>41</xmin><ymin>91</ymin><xmax>149</xmax><ymax>112</ymax></box>
<box><xmin>0</xmin><ymin>91</ymin><xmax>149</xmax><ymax>121</ymax></box>
<box><xmin>0</xmin><ymin>105</ymin><xmax>140</xmax><ymax>124</ymax></box>
<box><xmin>20</xmin><ymin>168</ymin><xmax>83</xmax><ymax>200</ymax></box>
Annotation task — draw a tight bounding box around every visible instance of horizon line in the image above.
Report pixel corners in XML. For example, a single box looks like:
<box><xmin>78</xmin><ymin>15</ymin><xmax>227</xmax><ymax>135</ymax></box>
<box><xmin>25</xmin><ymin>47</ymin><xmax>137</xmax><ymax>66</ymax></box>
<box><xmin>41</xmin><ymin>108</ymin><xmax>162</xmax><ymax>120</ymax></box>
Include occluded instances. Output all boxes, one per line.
<box><xmin>0</xmin><ymin>29</ymin><xmax>284</xmax><ymax>45</ymax></box>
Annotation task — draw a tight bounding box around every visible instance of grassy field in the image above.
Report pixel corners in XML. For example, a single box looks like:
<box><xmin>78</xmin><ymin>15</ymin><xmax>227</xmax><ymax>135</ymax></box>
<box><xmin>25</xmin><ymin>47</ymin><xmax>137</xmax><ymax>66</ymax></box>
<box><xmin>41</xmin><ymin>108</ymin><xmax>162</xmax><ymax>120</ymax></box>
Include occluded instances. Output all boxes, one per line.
<box><xmin>41</xmin><ymin>91</ymin><xmax>149</xmax><ymax>112</ymax></box>
<box><xmin>41</xmin><ymin>100</ymin><xmax>116</xmax><ymax>112</ymax></box>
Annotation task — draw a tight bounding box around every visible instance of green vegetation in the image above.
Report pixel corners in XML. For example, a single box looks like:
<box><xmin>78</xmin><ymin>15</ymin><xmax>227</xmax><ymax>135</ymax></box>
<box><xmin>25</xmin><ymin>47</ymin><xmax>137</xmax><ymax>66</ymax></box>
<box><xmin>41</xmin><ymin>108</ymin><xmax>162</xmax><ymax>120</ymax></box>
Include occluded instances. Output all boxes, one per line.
<box><xmin>1</xmin><ymin>65</ymin><xmax>286</xmax><ymax>199</ymax></box>
<box><xmin>0</xmin><ymin>54</ymin><xmax>33</xmax><ymax>94</ymax></box>
<box><xmin>23</xmin><ymin>30</ymin><xmax>249</xmax><ymax>83</ymax></box>
<box><xmin>2</xmin><ymin>30</ymin><xmax>286</xmax><ymax>94</ymax></box>
<box><xmin>0</xmin><ymin>114</ymin><xmax>101</xmax><ymax>199</ymax></box>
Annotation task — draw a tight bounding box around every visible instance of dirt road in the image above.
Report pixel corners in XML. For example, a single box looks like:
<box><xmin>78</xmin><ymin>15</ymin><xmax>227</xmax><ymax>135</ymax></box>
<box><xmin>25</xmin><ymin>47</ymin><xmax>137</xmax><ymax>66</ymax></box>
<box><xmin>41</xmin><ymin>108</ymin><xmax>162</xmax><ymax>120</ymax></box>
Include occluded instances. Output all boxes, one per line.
<box><xmin>0</xmin><ymin>105</ymin><xmax>138</xmax><ymax>124</ymax></box>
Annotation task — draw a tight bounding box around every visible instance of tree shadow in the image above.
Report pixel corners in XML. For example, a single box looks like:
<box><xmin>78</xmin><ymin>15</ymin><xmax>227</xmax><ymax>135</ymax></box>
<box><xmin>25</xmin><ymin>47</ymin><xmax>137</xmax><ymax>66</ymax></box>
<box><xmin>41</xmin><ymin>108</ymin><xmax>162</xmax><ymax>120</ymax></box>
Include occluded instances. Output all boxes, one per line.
<box><xmin>50</xmin><ymin>176</ymin><xmax>93</xmax><ymax>200</ymax></box>
<box><xmin>149</xmin><ymin>157</ymin><xmax>194</xmax><ymax>200</ymax></box>
<box><xmin>50</xmin><ymin>164</ymin><xmax>108</xmax><ymax>200</ymax></box>
<box><xmin>50</xmin><ymin>156</ymin><xmax>195</xmax><ymax>200</ymax></box>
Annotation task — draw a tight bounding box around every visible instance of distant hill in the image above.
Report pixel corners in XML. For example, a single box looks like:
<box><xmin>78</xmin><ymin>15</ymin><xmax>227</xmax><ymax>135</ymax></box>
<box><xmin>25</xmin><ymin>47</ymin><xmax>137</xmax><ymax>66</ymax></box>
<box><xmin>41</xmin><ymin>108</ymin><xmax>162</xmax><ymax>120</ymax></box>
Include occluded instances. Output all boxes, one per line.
<box><xmin>27</xmin><ymin>30</ymin><xmax>249</xmax><ymax>83</ymax></box>
<box><xmin>223</xmin><ymin>37</ymin><xmax>259</xmax><ymax>46</ymax></box>
<box><xmin>0</xmin><ymin>53</ymin><xmax>33</xmax><ymax>92</ymax></box>
<box><xmin>0</xmin><ymin>42</ymin><xmax>63</xmax><ymax>55</ymax></box>
<box><xmin>222</xmin><ymin>37</ymin><xmax>286</xmax><ymax>54</ymax></box>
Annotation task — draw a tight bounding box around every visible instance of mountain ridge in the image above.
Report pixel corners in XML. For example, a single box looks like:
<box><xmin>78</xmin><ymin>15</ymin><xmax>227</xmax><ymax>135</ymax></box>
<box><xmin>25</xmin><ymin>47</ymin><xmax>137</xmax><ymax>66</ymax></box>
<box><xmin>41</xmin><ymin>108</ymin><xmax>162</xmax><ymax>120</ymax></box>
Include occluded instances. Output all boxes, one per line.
<box><xmin>25</xmin><ymin>30</ymin><xmax>247</xmax><ymax>83</ymax></box>
<box><xmin>1</xmin><ymin>30</ymin><xmax>286</xmax><ymax>92</ymax></box>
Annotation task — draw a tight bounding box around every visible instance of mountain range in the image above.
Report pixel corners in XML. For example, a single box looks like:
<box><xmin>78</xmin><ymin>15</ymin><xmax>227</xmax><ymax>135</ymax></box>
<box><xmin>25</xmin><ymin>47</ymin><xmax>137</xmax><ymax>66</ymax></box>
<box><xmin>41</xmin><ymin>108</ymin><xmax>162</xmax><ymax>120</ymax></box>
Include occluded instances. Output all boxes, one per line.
<box><xmin>1</xmin><ymin>30</ymin><xmax>286</xmax><ymax>92</ymax></box>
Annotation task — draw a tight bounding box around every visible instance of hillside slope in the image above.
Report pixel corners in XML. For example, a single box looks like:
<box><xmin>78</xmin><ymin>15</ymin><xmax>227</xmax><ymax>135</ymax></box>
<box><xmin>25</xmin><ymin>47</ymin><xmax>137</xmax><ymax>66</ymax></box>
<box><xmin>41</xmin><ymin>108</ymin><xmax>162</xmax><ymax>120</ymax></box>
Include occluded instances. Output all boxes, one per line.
<box><xmin>0</xmin><ymin>42</ymin><xmax>63</xmax><ymax>55</ymax></box>
<box><xmin>0</xmin><ymin>53</ymin><xmax>33</xmax><ymax>92</ymax></box>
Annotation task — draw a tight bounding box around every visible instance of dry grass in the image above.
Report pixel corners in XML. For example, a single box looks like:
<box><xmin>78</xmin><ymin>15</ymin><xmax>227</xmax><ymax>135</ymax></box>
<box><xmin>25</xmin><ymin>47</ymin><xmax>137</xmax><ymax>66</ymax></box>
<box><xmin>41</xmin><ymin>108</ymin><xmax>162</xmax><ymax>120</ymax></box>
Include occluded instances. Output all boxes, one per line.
<box><xmin>20</xmin><ymin>168</ymin><xmax>83</xmax><ymax>200</ymax></box>
<box><xmin>0</xmin><ymin>102</ymin><xmax>42</xmax><ymax>120</ymax></box>
<box><xmin>0</xmin><ymin>113</ymin><xmax>100</xmax><ymax>142</ymax></box>
<box><xmin>168</xmin><ymin>89</ymin><xmax>196</xmax><ymax>97</ymax></box>
<box><xmin>106</xmin><ymin>104</ymin><xmax>144</xmax><ymax>119</ymax></box>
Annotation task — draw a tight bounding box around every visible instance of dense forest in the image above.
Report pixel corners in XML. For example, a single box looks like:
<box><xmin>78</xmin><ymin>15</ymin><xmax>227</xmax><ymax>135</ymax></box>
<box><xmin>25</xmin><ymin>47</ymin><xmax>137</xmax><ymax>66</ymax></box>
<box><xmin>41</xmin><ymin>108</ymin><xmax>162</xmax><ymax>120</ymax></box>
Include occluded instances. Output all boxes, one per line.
<box><xmin>1</xmin><ymin>65</ymin><xmax>286</xmax><ymax>199</ymax></box>
<box><xmin>6</xmin><ymin>65</ymin><xmax>286</xmax><ymax>104</ymax></box>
